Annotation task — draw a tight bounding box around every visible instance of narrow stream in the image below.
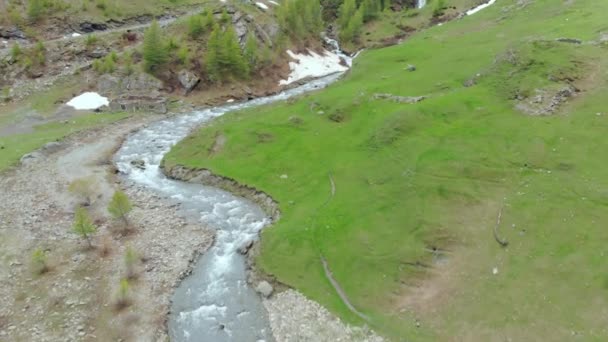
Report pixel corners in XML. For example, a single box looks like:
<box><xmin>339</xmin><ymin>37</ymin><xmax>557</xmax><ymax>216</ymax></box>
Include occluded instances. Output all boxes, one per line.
<box><xmin>114</xmin><ymin>43</ymin><xmax>351</xmax><ymax>342</ymax></box>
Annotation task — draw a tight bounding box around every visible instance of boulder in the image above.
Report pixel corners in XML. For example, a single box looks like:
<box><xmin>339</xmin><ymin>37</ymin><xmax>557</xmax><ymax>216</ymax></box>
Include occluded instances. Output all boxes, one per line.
<box><xmin>86</xmin><ymin>47</ymin><xmax>108</xmax><ymax>59</ymax></box>
<box><xmin>0</xmin><ymin>26</ymin><xmax>26</xmax><ymax>40</ymax></box>
<box><xmin>109</xmin><ymin>96</ymin><xmax>168</xmax><ymax>114</ymax></box>
<box><xmin>255</xmin><ymin>281</ymin><xmax>274</xmax><ymax>298</ymax></box>
<box><xmin>20</xmin><ymin>152</ymin><xmax>42</xmax><ymax>165</ymax></box>
<box><xmin>406</xmin><ymin>64</ymin><xmax>416</xmax><ymax>72</ymax></box>
<box><xmin>79</xmin><ymin>22</ymin><xmax>108</xmax><ymax>33</ymax></box>
<box><xmin>177</xmin><ymin>70</ymin><xmax>200</xmax><ymax>94</ymax></box>
<box><xmin>42</xmin><ymin>142</ymin><xmax>64</xmax><ymax>154</ymax></box>
<box><xmin>98</xmin><ymin>73</ymin><xmax>163</xmax><ymax>97</ymax></box>
<box><xmin>130</xmin><ymin>159</ymin><xmax>146</xmax><ymax>170</ymax></box>
<box><xmin>237</xmin><ymin>240</ymin><xmax>254</xmax><ymax>255</ymax></box>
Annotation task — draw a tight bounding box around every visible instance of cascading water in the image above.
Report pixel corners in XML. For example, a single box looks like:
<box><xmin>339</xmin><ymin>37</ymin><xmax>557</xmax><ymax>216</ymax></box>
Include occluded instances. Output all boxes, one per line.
<box><xmin>114</xmin><ymin>44</ymin><xmax>352</xmax><ymax>341</ymax></box>
<box><xmin>417</xmin><ymin>0</ymin><xmax>427</xmax><ymax>9</ymax></box>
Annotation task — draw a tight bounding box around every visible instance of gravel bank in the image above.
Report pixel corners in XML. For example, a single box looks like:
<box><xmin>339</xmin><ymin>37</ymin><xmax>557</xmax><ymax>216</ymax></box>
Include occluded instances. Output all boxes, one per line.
<box><xmin>264</xmin><ymin>290</ymin><xmax>385</xmax><ymax>342</ymax></box>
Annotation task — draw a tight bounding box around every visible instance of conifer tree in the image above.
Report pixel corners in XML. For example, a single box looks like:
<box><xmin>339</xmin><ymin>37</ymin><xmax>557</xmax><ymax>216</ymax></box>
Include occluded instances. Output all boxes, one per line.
<box><xmin>222</xmin><ymin>26</ymin><xmax>249</xmax><ymax>79</ymax></box>
<box><xmin>206</xmin><ymin>23</ymin><xmax>222</xmax><ymax>82</ymax></box>
<box><xmin>143</xmin><ymin>20</ymin><xmax>168</xmax><ymax>73</ymax></box>
<box><xmin>244</xmin><ymin>32</ymin><xmax>259</xmax><ymax>70</ymax></box>
<box><xmin>73</xmin><ymin>207</ymin><xmax>96</xmax><ymax>248</ymax></box>
<box><xmin>108</xmin><ymin>190</ymin><xmax>133</xmax><ymax>229</ymax></box>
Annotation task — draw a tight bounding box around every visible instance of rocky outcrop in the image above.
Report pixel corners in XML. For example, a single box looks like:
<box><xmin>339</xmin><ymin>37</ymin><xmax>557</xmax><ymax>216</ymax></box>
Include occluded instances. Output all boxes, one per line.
<box><xmin>98</xmin><ymin>73</ymin><xmax>164</xmax><ymax>97</ymax></box>
<box><xmin>161</xmin><ymin>164</ymin><xmax>280</xmax><ymax>221</ymax></box>
<box><xmin>177</xmin><ymin>69</ymin><xmax>200</xmax><ymax>94</ymax></box>
<box><xmin>79</xmin><ymin>22</ymin><xmax>108</xmax><ymax>33</ymax></box>
<box><xmin>98</xmin><ymin>73</ymin><xmax>167</xmax><ymax>113</ymax></box>
<box><xmin>373</xmin><ymin>93</ymin><xmax>426</xmax><ymax>104</ymax></box>
<box><xmin>109</xmin><ymin>95</ymin><xmax>168</xmax><ymax>114</ymax></box>
<box><xmin>515</xmin><ymin>85</ymin><xmax>578</xmax><ymax>115</ymax></box>
<box><xmin>0</xmin><ymin>26</ymin><xmax>27</xmax><ymax>40</ymax></box>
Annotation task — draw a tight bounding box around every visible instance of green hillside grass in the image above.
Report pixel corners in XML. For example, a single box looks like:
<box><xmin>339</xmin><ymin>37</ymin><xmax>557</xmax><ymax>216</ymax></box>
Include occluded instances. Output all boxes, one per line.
<box><xmin>164</xmin><ymin>0</ymin><xmax>608</xmax><ymax>339</ymax></box>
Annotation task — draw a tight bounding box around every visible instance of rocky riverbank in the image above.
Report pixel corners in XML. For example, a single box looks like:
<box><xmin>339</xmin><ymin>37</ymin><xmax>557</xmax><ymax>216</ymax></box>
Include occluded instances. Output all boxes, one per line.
<box><xmin>0</xmin><ymin>115</ymin><xmax>214</xmax><ymax>341</ymax></box>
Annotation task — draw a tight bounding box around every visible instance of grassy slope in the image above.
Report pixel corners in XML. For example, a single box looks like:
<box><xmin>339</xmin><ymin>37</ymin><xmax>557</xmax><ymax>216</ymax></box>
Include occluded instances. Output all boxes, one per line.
<box><xmin>0</xmin><ymin>112</ymin><xmax>130</xmax><ymax>171</ymax></box>
<box><xmin>165</xmin><ymin>0</ymin><xmax>608</xmax><ymax>340</ymax></box>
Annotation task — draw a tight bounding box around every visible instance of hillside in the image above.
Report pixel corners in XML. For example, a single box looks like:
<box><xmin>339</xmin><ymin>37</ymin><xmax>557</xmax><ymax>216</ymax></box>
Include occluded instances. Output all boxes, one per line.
<box><xmin>164</xmin><ymin>0</ymin><xmax>608</xmax><ymax>340</ymax></box>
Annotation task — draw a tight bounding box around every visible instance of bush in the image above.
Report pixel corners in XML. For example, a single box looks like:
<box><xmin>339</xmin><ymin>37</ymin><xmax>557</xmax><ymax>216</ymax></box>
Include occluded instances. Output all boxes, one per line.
<box><xmin>68</xmin><ymin>177</ymin><xmax>97</xmax><ymax>205</ymax></box>
<box><xmin>187</xmin><ymin>14</ymin><xmax>204</xmax><ymax>38</ymax></box>
<box><xmin>28</xmin><ymin>0</ymin><xmax>44</xmax><ymax>21</ymax></box>
<box><xmin>11</xmin><ymin>43</ymin><xmax>22</xmax><ymax>60</ymax></box>
<box><xmin>115</xmin><ymin>278</ymin><xmax>131</xmax><ymax>310</ymax></box>
<box><xmin>85</xmin><ymin>34</ymin><xmax>98</xmax><ymax>48</ymax></box>
<box><xmin>73</xmin><ymin>207</ymin><xmax>97</xmax><ymax>248</ymax></box>
<box><xmin>31</xmin><ymin>248</ymin><xmax>49</xmax><ymax>275</ymax></box>
<box><xmin>433</xmin><ymin>0</ymin><xmax>446</xmax><ymax>18</ymax></box>
<box><xmin>108</xmin><ymin>190</ymin><xmax>133</xmax><ymax>229</ymax></box>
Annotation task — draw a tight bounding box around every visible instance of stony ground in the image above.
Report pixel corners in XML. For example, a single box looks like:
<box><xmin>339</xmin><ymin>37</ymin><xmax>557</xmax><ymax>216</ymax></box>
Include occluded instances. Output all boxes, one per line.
<box><xmin>0</xmin><ymin>112</ymin><xmax>385</xmax><ymax>341</ymax></box>
<box><xmin>0</xmin><ymin>116</ymin><xmax>214</xmax><ymax>341</ymax></box>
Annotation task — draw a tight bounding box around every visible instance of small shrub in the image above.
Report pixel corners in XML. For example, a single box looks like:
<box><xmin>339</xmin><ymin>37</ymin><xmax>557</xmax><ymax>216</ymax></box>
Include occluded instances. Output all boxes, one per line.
<box><xmin>10</xmin><ymin>43</ymin><xmax>22</xmax><ymax>60</ymax></box>
<box><xmin>187</xmin><ymin>14</ymin><xmax>204</xmax><ymax>38</ymax></box>
<box><xmin>28</xmin><ymin>0</ymin><xmax>44</xmax><ymax>21</ymax></box>
<box><xmin>115</xmin><ymin>278</ymin><xmax>131</xmax><ymax>310</ymax></box>
<box><xmin>124</xmin><ymin>246</ymin><xmax>138</xmax><ymax>280</ymax></box>
<box><xmin>68</xmin><ymin>177</ymin><xmax>97</xmax><ymax>206</ymax></box>
<box><xmin>177</xmin><ymin>46</ymin><xmax>190</xmax><ymax>65</ymax></box>
<box><xmin>433</xmin><ymin>0</ymin><xmax>446</xmax><ymax>18</ymax></box>
<box><xmin>85</xmin><ymin>34</ymin><xmax>98</xmax><ymax>48</ymax></box>
<box><xmin>108</xmin><ymin>190</ymin><xmax>133</xmax><ymax>230</ymax></box>
<box><xmin>31</xmin><ymin>248</ymin><xmax>49</xmax><ymax>275</ymax></box>
<box><xmin>96</xmin><ymin>0</ymin><xmax>107</xmax><ymax>10</ymax></box>
<box><xmin>73</xmin><ymin>207</ymin><xmax>97</xmax><ymax>248</ymax></box>
<box><xmin>328</xmin><ymin>110</ymin><xmax>348</xmax><ymax>123</ymax></box>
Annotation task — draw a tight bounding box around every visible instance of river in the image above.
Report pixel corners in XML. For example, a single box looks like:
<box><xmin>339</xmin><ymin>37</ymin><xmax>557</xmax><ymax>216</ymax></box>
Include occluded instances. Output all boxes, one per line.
<box><xmin>114</xmin><ymin>45</ymin><xmax>352</xmax><ymax>341</ymax></box>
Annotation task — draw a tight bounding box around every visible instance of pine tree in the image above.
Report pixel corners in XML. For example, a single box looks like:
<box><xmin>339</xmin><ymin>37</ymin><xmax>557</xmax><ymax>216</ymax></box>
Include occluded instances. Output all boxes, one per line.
<box><xmin>73</xmin><ymin>207</ymin><xmax>96</xmax><ymax>248</ymax></box>
<box><xmin>338</xmin><ymin>0</ymin><xmax>357</xmax><ymax>31</ymax></box>
<box><xmin>203</xmin><ymin>10</ymin><xmax>215</xmax><ymax>30</ymax></box>
<box><xmin>108</xmin><ymin>190</ymin><xmax>133</xmax><ymax>229</ymax></box>
<box><xmin>206</xmin><ymin>24</ymin><xmax>222</xmax><ymax>82</ymax></box>
<box><xmin>143</xmin><ymin>20</ymin><xmax>168</xmax><ymax>73</ymax></box>
<box><xmin>222</xmin><ymin>26</ymin><xmax>249</xmax><ymax>79</ymax></box>
<box><xmin>28</xmin><ymin>0</ymin><xmax>43</xmax><ymax>21</ymax></box>
<box><xmin>244</xmin><ymin>32</ymin><xmax>259</xmax><ymax>70</ymax></box>
<box><xmin>187</xmin><ymin>14</ymin><xmax>204</xmax><ymax>38</ymax></box>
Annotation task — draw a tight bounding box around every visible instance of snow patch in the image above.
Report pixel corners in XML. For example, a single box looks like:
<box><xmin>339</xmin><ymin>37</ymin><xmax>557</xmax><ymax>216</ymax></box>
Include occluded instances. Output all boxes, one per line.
<box><xmin>466</xmin><ymin>0</ymin><xmax>497</xmax><ymax>15</ymax></box>
<box><xmin>66</xmin><ymin>92</ymin><xmax>109</xmax><ymax>110</ymax></box>
<box><xmin>279</xmin><ymin>49</ymin><xmax>349</xmax><ymax>86</ymax></box>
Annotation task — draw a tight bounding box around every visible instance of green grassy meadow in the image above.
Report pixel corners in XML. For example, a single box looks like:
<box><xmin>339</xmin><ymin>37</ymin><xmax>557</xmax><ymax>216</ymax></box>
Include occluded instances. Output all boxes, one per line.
<box><xmin>166</xmin><ymin>0</ymin><xmax>608</xmax><ymax>340</ymax></box>
<box><xmin>0</xmin><ymin>112</ymin><xmax>130</xmax><ymax>171</ymax></box>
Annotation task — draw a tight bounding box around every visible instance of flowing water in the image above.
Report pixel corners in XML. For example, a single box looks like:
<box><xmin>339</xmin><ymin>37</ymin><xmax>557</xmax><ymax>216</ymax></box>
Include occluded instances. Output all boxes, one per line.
<box><xmin>114</xmin><ymin>41</ymin><xmax>351</xmax><ymax>342</ymax></box>
<box><xmin>417</xmin><ymin>0</ymin><xmax>427</xmax><ymax>9</ymax></box>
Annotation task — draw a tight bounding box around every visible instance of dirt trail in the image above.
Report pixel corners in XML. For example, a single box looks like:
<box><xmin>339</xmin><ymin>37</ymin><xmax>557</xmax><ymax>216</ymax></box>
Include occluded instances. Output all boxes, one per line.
<box><xmin>0</xmin><ymin>114</ymin><xmax>214</xmax><ymax>341</ymax></box>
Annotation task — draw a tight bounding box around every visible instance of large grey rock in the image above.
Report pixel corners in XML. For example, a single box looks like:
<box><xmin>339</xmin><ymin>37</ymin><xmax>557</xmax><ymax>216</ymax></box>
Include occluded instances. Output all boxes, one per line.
<box><xmin>79</xmin><ymin>22</ymin><xmax>108</xmax><ymax>33</ymax></box>
<box><xmin>177</xmin><ymin>70</ymin><xmax>200</xmax><ymax>94</ymax></box>
<box><xmin>0</xmin><ymin>26</ymin><xmax>26</xmax><ymax>40</ymax></box>
<box><xmin>373</xmin><ymin>93</ymin><xmax>426</xmax><ymax>104</ymax></box>
<box><xmin>255</xmin><ymin>281</ymin><xmax>274</xmax><ymax>298</ymax></box>
<box><xmin>20</xmin><ymin>151</ymin><xmax>42</xmax><ymax>165</ymax></box>
<box><xmin>42</xmin><ymin>142</ymin><xmax>64</xmax><ymax>154</ymax></box>
<box><xmin>86</xmin><ymin>47</ymin><xmax>108</xmax><ymax>59</ymax></box>
<box><xmin>98</xmin><ymin>73</ymin><xmax>163</xmax><ymax>97</ymax></box>
<box><xmin>109</xmin><ymin>96</ymin><xmax>168</xmax><ymax>114</ymax></box>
